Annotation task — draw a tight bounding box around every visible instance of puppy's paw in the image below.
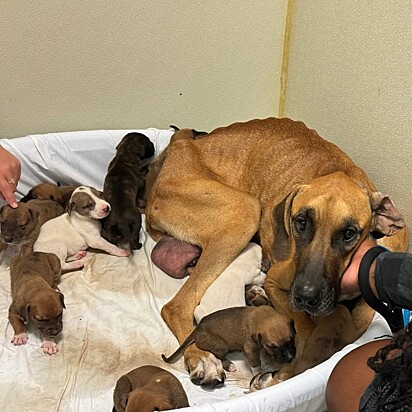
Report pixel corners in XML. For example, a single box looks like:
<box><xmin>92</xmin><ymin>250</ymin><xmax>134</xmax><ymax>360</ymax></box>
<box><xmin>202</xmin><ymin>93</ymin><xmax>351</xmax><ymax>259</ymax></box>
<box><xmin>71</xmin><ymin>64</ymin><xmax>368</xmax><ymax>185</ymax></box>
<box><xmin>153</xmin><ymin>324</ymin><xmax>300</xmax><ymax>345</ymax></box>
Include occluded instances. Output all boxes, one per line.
<box><xmin>115</xmin><ymin>248</ymin><xmax>131</xmax><ymax>257</ymax></box>
<box><xmin>62</xmin><ymin>260</ymin><xmax>85</xmax><ymax>271</ymax></box>
<box><xmin>222</xmin><ymin>359</ymin><xmax>237</xmax><ymax>372</ymax></box>
<box><xmin>42</xmin><ymin>339</ymin><xmax>58</xmax><ymax>355</ymax></box>
<box><xmin>11</xmin><ymin>332</ymin><xmax>28</xmax><ymax>346</ymax></box>
<box><xmin>69</xmin><ymin>250</ymin><xmax>88</xmax><ymax>261</ymax></box>
<box><xmin>245</xmin><ymin>284</ymin><xmax>270</xmax><ymax>306</ymax></box>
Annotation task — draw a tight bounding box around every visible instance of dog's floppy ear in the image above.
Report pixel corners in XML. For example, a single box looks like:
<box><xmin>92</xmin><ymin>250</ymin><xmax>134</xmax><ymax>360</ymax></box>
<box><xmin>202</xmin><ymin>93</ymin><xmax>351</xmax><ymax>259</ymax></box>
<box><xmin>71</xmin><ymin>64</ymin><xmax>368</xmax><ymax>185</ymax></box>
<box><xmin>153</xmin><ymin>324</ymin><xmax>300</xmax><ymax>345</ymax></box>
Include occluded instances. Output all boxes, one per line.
<box><xmin>272</xmin><ymin>185</ymin><xmax>304</xmax><ymax>261</ymax></box>
<box><xmin>29</xmin><ymin>208</ymin><xmax>40</xmax><ymax>221</ymax></box>
<box><xmin>369</xmin><ymin>192</ymin><xmax>406</xmax><ymax>236</ymax></box>
<box><xmin>116</xmin><ymin>375</ymin><xmax>133</xmax><ymax>409</ymax></box>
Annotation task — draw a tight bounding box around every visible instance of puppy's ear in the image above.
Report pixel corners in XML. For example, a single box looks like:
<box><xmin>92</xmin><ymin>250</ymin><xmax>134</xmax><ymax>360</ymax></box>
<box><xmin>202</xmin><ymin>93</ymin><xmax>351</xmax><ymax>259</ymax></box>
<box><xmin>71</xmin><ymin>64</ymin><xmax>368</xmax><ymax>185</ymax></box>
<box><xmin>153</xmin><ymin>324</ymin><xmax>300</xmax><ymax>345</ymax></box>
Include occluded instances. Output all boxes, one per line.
<box><xmin>369</xmin><ymin>192</ymin><xmax>406</xmax><ymax>237</ymax></box>
<box><xmin>59</xmin><ymin>293</ymin><xmax>66</xmax><ymax>309</ymax></box>
<box><xmin>29</xmin><ymin>208</ymin><xmax>40</xmax><ymax>221</ymax></box>
<box><xmin>272</xmin><ymin>185</ymin><xmax>303</xmax><ymax>261</ymax></box>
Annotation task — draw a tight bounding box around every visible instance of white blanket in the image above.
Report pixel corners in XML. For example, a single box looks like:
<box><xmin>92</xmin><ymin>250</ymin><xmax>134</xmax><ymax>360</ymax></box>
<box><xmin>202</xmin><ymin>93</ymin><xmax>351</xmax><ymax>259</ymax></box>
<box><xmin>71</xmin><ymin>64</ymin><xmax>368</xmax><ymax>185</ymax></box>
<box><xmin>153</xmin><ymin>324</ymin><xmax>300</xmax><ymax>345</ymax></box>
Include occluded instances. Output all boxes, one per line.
<box><xmin>0</xmin><ymin>129</ymin><xmax>392</xmax><ymax>412</ymax></box>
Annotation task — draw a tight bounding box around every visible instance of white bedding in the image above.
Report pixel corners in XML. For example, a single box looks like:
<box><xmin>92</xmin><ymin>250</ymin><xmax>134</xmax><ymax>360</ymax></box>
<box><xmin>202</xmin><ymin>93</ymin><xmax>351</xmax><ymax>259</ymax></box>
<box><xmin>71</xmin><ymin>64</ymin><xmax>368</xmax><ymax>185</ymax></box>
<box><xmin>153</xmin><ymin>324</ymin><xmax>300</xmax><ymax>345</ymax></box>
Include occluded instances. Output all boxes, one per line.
<box><xmin>0</xmin><ymin>129</ymin><xmax>392</xmax><ymax>412</ymax></box>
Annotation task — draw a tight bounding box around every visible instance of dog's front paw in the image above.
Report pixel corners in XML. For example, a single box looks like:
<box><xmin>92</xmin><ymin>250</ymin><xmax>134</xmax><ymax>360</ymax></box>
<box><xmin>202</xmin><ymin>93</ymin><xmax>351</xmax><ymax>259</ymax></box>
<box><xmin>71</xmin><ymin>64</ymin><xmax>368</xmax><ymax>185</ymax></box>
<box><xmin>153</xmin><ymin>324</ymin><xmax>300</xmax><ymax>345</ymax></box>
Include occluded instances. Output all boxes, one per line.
<box><xmin>185</xmin><ymin>345</ymin><xmax>226</xmax><ymax>389</ymax></box>
<box><xmin>11</xmin><ymin>332</ymin><xmax>28</xmax><ymax>346</ymax></box>
<box><xmin>42</xmin><ymin>338</ymin><xmax>58</xmax><ymax>355</ymax></box>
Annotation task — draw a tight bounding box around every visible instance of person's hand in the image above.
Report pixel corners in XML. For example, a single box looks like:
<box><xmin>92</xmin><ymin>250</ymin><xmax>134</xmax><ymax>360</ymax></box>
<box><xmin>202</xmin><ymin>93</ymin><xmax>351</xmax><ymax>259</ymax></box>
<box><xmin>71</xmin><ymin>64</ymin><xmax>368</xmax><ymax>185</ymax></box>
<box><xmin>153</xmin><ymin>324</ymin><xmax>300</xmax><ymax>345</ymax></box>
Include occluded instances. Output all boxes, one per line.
<box><xmin>340</xmin><ymin>236</ymin><xmax>378</xmax><ymax>295</ymax></box>
<box><xmin>0</xmin><ymin>146</ymin><xmax>21</xmax><ymax>208</ymax></box>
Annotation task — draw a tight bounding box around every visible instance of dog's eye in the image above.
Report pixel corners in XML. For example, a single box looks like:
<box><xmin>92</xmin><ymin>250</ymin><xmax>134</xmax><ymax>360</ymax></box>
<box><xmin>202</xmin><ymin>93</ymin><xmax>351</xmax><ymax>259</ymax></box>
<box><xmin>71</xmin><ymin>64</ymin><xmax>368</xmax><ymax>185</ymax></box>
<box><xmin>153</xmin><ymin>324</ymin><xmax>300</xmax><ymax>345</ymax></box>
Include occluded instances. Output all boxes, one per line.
<box><xmin>19</xmin><ymin>224</ymin><xmax>26</xmax><ymax>229</ymax></box>
<box><xmin>294</xmin><ymin>217</ymin><xmax>306</xmax><ymax>232</ymax></box>
<box><xmin>343</xmin><ymin>228</ymin><xmax>356</xmax><ymax>241</ymax></box>
<box><xmin>35</xmin><ymin>317</ymin><xmax>47</xmax><ymax>322</ymax></box>
<box><xmin>83</xmin><ymin>203</ymin><xmax>93</xmax><ymax>209</ymax></box>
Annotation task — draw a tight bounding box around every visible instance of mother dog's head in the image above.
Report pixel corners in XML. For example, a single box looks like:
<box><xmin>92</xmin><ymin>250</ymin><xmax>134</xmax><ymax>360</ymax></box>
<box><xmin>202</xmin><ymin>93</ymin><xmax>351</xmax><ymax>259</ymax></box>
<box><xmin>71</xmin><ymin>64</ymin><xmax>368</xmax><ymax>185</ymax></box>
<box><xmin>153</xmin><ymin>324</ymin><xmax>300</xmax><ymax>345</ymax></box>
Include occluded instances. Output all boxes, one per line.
<box><xmin>273</xmin><ymin>171</ymin><xmax>406</xmax><ymax>316</ymax></box>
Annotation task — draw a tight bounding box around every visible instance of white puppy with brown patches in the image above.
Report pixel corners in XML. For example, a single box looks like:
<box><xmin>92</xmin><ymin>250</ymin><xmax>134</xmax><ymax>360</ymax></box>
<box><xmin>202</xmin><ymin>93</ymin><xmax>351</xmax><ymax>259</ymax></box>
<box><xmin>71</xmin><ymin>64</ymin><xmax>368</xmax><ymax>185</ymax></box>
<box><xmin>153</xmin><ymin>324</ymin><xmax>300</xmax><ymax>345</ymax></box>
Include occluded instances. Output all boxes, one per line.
<box><xmin>34</xmin><ymin>186</ymin><xmax>130</xmax><ymax>270</ymax></box>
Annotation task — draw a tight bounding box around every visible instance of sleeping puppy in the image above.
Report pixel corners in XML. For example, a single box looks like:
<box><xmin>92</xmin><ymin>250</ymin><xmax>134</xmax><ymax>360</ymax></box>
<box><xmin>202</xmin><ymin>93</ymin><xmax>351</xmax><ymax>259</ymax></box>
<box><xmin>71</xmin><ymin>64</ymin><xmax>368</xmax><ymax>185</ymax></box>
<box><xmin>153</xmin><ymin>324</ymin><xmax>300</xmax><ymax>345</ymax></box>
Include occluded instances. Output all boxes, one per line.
<box><xmin>113</xmin><ymin>365</ymin><xmax>189</xmax><ymax>412</ymax></box>
<box><xmin>20</xmin><ymin>182</ymin><xmax>78</xmax><ymax>208</ymax></box>
<box><xmin>0</xmin><ymin>199</ymin><xmax>64</xmax><ymax>247</ymax></box>
<box><xmin>101</xmin><ymin>132</ymin><xmax>155</xmax><ymax>250</ymax></box>
<box><xmin>8</xmin><ymin>245</ymin><xmax>65</xmax><ymax>355</ymax></box>
<box><xmin>34</xmin><ymin>186</ymin><xmax>130</xmax><ymax>271</ymax></box>
<box><xmin>162</xmin><ymin>305</ymin><xmax>296</xmax><ymax>376</ymax></box>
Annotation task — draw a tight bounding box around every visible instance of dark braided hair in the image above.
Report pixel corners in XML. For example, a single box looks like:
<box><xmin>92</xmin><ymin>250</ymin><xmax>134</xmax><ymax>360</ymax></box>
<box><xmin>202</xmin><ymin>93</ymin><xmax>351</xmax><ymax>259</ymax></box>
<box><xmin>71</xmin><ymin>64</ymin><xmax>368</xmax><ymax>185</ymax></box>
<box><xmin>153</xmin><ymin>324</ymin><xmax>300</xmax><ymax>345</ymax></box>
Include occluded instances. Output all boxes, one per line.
<box><xmin>360</xmin><ymin>323</ymin><xmax>412</xmax><ymax>411</ymax></box>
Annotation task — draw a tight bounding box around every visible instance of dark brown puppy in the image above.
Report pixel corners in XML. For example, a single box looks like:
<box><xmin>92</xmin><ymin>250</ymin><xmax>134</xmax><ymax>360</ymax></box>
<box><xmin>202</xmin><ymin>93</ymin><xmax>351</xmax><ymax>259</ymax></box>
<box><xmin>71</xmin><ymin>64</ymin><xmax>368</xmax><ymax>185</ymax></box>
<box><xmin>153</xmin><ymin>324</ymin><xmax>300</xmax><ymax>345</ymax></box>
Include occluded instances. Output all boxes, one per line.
<box><xmin>20</xmin><ymin>182</ymin><xmax>78</xmax><ymax>208</ymax></box>
<box><xmin>162</xmin><ymin>306</ymin><xmax>295</xmax><ymax>376</ymax></box>
<box><xmin>101</xmin><ymin>132</ymin><xmax>155</xmax><ymax>250</ymax></box>
<box><xmin>0</xmin><ymin>199</ymin><xmax>64</xmax><ymax>246</ymax></box>
<box><xmin>113</xmin><ymin>365</ymin><xmax>189</xmax><ymax>412</ymax></box>
<box><xmin>8</xmin><ymin>245</ymin><xmax>65</xmax><ymax>355</ymax></box>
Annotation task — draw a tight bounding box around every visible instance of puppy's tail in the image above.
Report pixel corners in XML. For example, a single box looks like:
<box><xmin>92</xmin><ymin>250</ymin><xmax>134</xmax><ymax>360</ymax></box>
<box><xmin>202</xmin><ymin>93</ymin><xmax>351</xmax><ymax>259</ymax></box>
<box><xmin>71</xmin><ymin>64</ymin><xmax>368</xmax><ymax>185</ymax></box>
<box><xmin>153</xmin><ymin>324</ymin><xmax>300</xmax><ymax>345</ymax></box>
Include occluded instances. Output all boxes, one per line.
<box><xmin>161</xmin><ymin>333</ymin><xmax>196</xmax><ymax>364</ymax></box>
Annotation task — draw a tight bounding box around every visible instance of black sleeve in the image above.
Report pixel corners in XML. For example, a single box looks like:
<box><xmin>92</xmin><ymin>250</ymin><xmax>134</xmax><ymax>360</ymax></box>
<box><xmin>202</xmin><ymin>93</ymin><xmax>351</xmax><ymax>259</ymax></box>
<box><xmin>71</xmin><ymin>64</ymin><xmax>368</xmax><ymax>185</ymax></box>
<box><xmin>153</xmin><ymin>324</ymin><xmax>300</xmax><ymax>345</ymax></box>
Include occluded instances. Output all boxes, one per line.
<box><xmin>374</xmin><ymin>252</ymin><xmax>412</xmax><ymax>311</ymax></box>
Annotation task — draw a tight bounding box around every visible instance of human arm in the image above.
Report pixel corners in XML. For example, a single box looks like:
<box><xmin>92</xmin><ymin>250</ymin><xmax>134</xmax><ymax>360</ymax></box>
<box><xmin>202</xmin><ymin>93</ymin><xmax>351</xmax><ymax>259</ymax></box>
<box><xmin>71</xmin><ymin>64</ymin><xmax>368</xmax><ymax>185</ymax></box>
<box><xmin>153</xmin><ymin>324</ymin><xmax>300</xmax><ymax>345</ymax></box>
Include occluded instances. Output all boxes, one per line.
<box><xmin>341</xmin><ymin>237</ymin><xmax>412</xmax><ymax>311</ymax></box>
<box><xmin>0</xmin><ymin>145</ymin><xmax>21</xmax><ymax>208</ymax></box>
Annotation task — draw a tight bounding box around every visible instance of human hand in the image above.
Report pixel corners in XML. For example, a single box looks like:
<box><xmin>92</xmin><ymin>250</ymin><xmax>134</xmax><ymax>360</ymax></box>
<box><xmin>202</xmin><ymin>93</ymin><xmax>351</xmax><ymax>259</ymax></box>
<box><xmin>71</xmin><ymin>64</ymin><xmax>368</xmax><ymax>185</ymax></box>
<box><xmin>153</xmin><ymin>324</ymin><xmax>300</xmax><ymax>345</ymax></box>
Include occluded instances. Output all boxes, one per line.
<box><xmin>0</xmin><ymin>146</ymin><xmax>21</xmax><ymax>208</ymax></box>
<box><xmin>340</xmin><ymin>236</ymin><xmax>378</xmax><ymax>295</ymax></box>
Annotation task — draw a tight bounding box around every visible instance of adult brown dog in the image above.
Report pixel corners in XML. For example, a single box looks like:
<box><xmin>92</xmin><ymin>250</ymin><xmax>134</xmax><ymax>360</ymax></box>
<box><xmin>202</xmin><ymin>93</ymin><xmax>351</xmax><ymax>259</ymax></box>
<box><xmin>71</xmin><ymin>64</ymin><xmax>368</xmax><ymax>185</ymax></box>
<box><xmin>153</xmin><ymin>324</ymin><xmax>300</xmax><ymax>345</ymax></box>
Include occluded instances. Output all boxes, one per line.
<box><xmin>146</xmin><ymin>117</ymin><xmax>408</xmax><ymax>388</ymax></box>
<box><xmin>112</xmin><ymin>365</ymin><xmax>189</xmax><ymax>412</ymax></box>
<box><xmin>20</xmin><ymin>182</ymin><xmax>78</xmax><ymax>208</ymax></box>
<box><xmin>0</xmin><ymin>199</ymin><xmax>64</xmax><ymax>247</ymax></box>
<box><xmin>8</xmin><ymin>246</ymin><xmax>65</xmax><ymax>355</ymax></box>
<box><xmin>101</xmin><ymin>132</ymin><xmax>155</xmax><ymax>250</ymax></box>
<box><xmin>162</xmin><ymin>306</ymin><xmax>295</xmax><ymax>376</ymax></box>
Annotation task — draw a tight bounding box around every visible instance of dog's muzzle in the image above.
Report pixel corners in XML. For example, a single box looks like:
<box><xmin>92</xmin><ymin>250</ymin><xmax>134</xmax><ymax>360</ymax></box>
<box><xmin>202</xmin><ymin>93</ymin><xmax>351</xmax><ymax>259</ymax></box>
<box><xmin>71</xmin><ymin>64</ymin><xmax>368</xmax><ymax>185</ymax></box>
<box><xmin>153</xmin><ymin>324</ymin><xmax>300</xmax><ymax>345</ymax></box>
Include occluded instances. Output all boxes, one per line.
<box><xmin>289</xmin><ymin>275</ymin><xmax>337</xmax><ymax>316</ymax></box>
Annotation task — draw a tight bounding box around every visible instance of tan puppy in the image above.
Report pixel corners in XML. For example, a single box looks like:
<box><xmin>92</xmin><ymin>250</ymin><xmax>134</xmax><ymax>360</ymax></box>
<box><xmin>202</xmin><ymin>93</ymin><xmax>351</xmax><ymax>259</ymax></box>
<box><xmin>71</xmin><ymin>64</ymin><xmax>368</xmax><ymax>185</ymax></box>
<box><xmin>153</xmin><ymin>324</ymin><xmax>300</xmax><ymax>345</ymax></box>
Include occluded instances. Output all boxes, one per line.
<box><xmin>146</xmin><ymin>117</ymin><xmax>408</xmax><ymax>388</ymax></box>
<box><xmin>0</xmin><ymin>199</ymin><xmax>64</xmax><ymax>247</ymax></box>
<box><xmin>162</xmin><ymin>306</ymin><xmax>296</xmax><ymax>377</ymax></box>
<box><xmin>113</xmin><ymin>365</ymin><xmax>189</xmax><ymax>412</ymax></box>
<box><xmin>8</xmin><ymin>245</ymin><xmax>65</xmax><ymax>355</ymax></box>
<box><xmin>20</xmin><ymin>182</ymin><xmax>78</xmax><ymax>208</ymax></box>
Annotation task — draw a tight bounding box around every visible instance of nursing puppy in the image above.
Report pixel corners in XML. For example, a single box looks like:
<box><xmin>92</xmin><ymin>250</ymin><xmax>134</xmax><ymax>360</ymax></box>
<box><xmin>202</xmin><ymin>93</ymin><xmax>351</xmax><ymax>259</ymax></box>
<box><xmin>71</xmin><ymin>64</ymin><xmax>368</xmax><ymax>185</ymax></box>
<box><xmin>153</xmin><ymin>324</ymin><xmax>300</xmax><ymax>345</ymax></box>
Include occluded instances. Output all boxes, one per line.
<box><xmin>113</xmin><ymin>365</ymin><xmax>189</xmax><ymax>412</ymax></box>
<box><xmin>101</xmin><ymin>132</ymin><xmax>155</xmax><ymax>250</ymax></box>
<box><xmin>0</xmin><ymin>199</ymin><xmax>64</xmax><ymax>247</ymax></box>
<box><xmin>34</xmin><ymin>186</ymin><xmax>130</xmax><ymax>271</ymax></box>
<box><xmin>8</xmin><ymin>245</ymin><xmax>65</xmax><ymax>355</ymax></box>
<box><xmin>20</xmin><ymin>182</ymin><xmax>78</xmax><ymax>208</ymax></box>
<box><xmin>162</xmin><ymin>306</ymin><xmax>296</xmax><ymax>376</ymax></box>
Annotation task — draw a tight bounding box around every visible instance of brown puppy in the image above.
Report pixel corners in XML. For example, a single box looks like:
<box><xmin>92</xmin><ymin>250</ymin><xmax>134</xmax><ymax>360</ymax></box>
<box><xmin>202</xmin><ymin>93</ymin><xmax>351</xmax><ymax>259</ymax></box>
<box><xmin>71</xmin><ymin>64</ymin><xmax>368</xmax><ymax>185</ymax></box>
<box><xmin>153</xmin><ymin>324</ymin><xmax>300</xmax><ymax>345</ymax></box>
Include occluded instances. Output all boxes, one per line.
<box><xmin>0</xmin><ymin>199</ymin><xmax>64</xmax><ymax>247</ymax></box>
<box><xmin>113</xmin><ymin>365</ymin><xmax>189</xmax><ymax>412</ymax></box>
<box><xmin>8</xmin><ymin>245</ymin><xmax>65</xmax><ymax>355</ymax></box>
<box><xmin>20</xmin><ymin>182</ymin><xmax>78</xmax><ymax>208</ymax></box>
<box><xmin>146</xmin><ymin>117</ymin><xmax>408</xmax><ymax>388</ymax></box>
<box><xmin>101</xmin><ymin>132</ymin><xmax>155</xmax><ymax>250</ymax></box>
<box><xmin>162</xmin><ymin>306</ymin><xmax>296</xmax><ymax>377</ymax></box>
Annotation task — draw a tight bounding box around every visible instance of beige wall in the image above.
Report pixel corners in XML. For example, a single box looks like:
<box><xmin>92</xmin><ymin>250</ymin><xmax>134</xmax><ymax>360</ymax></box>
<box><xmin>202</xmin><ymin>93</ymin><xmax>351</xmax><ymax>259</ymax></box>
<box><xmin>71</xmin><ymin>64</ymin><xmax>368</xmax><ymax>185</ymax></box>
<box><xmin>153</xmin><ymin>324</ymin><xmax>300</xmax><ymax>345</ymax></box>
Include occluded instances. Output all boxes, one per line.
<box><xmin>284</xmin><ymin>1</ymin><xmax>412</xmax><ymax>248</ymax></box>
<box><xmin>0</xmin><ymin>1</ymin><xmax>286</xmax><ymax>138</ymax></box>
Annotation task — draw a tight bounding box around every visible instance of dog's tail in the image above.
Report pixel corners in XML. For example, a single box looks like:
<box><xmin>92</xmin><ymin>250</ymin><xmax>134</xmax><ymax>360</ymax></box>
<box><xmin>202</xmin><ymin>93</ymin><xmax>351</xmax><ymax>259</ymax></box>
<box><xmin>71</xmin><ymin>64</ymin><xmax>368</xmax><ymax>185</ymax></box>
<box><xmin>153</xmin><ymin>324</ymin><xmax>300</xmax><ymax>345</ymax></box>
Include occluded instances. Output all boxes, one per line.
<box><xmin>161</xmin><ymin>332</ymin><xmax>196</xmax><ymax>364</ymax></box>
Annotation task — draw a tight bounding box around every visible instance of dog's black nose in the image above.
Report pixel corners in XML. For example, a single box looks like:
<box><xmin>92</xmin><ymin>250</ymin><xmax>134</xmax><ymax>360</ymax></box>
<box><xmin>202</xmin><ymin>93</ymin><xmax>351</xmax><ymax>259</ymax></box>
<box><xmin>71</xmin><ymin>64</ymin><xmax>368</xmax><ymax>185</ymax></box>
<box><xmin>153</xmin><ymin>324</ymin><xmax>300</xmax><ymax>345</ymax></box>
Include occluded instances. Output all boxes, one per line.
<box><xmin>294</xmin><ymin>283</ymin><xmax>320</xmax><ymax>308</ymax></box>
